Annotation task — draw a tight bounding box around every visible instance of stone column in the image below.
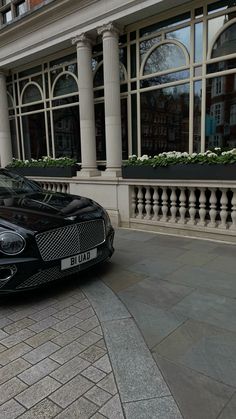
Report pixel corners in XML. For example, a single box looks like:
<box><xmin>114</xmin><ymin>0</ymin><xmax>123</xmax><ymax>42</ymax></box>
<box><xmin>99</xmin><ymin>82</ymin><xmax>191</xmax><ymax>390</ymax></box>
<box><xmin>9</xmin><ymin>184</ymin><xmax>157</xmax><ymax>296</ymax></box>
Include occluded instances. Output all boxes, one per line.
<box><xmin>72</xmin><ymin>34</ymin><xmax>100</xmax><ymax>177</ymax></box>
<box><xmin>97</xmin><ymin>23</ymin><xmax>122</xmax><ymax>177</ymax></box>
<box><xmin>0</xmin><ymin>72</ymin><xmax>12</xmax><ymax>167</ymax></box>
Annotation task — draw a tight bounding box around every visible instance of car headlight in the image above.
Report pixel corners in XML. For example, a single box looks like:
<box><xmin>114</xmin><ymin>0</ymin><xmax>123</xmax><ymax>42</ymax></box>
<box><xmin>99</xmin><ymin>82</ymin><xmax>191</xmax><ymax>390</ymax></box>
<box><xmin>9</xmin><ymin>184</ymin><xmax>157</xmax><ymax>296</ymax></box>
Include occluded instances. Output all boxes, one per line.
<box><xmin>103</xmin><ymin>210</ymin><xmax>112</xmax><ymax>234</ymax></box>
<box><xmin>0</xmin><ymin>232</ymin><xmax>26</xmax><ymax>255</ymax></box>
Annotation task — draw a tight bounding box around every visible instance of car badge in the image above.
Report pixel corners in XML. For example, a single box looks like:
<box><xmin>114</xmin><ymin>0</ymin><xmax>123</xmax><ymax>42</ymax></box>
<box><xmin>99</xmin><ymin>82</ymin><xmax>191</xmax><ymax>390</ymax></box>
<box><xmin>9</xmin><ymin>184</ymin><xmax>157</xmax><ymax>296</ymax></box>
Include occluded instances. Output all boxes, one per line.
<box><xmin>65</xmin><ymin>216</ymin><xmax>77</xmax><ymax>221</ymax></box>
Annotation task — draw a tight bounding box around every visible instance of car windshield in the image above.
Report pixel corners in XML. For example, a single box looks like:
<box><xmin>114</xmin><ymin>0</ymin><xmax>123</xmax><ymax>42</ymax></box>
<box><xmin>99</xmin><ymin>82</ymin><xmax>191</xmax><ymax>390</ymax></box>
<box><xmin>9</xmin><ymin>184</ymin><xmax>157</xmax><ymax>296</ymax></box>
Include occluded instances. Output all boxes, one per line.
<box><xmin>0</xmin><ymin>170</ymin><xmax>41</xmax><ymax>197</ymax></box>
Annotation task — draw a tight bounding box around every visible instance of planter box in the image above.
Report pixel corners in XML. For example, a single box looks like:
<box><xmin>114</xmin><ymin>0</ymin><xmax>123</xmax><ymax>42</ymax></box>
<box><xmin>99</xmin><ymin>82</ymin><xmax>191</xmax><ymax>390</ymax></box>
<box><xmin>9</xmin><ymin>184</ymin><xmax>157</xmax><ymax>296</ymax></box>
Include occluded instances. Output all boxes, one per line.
<box><xmin>122</xmin><ymin>164</ymin><xmax>236</xmax><ymax>180</ymax></box>
<box><xmin>8</xmin><ymin>166</ymin><xmax>79</xmax><ymax>178</ymax></box>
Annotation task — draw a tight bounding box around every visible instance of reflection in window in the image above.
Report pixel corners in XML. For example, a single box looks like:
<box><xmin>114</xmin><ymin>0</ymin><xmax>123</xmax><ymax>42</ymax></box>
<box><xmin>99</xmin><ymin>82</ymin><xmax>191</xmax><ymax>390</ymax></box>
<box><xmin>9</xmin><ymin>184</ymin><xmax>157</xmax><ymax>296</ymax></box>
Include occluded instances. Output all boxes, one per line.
<box><xmin>22</xmin><ymin>113</ymin><xmax>47</xmax><ymax>160</ymax></box>
<box><xmin>94</xmin><ymin>65</ymin><xmax>104</xmax><ymax>87</ymax></box>
<box><xmin>10</xmin><ymin>119</ymin><xmax>18</xmax><ymax>158</ymax></box>
<box><xmin>95</xmin><ymin>103</ymin><xmax>106</xmax><ymax>160</ymax></box>
<box><xmin>208</xmin><ymin>16</ymin><xmax>225</xmax><ymax>48</ymax></box>
<box><xmin>166</xmin><ymin>26</ymin><xmax>190</xmax><ymax>52</ymax></box>
<box><xmin>140</xmin><ymin>70</ymin><xmax>189</xmax><ymax>88</ymax></box>
<box><xmin>193</xmin><ymin>81</ymin><xmax>202</xmax><ymax>153</ymax></box>
<box><xmin>140</xmin><ymin>37</ymin><xmax>161</xmax><ymax>62</ymax></box>
<box><xmin>230</xmin><ymin>104</ymin><xmax>236</xmax><ymax>125</ymax></box>
<box><xmin>140</xmin><ymin>12</ymin><xmax>190</xmax><ymax>37</ymax></box>
<box><xmin>53</xmin><ymin>106</ymin><xmax>81</xmax><ymax>161</ymax></box>
<box><xmin>95</xmin><ymin>99</ymin><xmax>128</xmax><ymax>161</ymax></box>
<box><xmin>211</xmin><ymin>22</ymin><xmax>236</xmax><ymax>57</ymax></box>
<box><xmin>141</xmin><ymin>84</ymin><xmax>189</xmax><ymax>155</ymax></box>
<box><xmin>206</xmin><ymin>75</ymin><xmax>236</xmax><ymax>149</ymax></box>
<box><xmin>143</xmin><ymin>43</ymin><xmax>187</xmax><ymax>75</ymax></box>
<box><xmin>195</xmin><ymin>22</ymin><xmax>203</xmax><ymax>62</ymax></box>
<box><xmin>22</xmin><ymin>84</ymin><xmax>42</xmax><ymax>104</ymax></box>
<box><xmin>53</xmin><ymin>74</ymin><xmax>78</xmax><ymax>97</ymax></box>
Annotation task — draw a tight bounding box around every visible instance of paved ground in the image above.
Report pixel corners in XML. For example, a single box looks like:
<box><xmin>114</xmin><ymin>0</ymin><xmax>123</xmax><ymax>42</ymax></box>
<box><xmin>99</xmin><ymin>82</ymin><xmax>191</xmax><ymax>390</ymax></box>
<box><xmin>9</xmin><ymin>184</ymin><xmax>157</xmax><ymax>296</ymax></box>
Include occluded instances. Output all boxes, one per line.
<box><xmin>0</xmin><ymin>228</ymin><xmax>236</xmax><ymax>418</ymax></box>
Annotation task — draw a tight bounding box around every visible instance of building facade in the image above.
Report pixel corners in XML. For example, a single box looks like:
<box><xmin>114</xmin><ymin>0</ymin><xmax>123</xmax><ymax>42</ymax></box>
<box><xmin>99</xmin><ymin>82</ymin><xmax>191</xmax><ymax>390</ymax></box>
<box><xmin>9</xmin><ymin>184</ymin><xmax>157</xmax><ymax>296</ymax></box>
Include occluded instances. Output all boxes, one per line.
<box><xmin>0</xmin><ymin>0</ymin><xmax>236</xmax><ymax>240</ymax></box>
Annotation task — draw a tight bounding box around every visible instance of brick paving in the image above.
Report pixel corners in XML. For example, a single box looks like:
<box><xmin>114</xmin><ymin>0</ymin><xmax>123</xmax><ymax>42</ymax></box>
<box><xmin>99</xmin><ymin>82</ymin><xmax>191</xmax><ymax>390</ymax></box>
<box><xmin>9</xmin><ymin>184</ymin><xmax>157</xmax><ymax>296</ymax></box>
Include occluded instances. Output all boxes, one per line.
<box><xmin>0</xmin><ymin>287</ymin><xmax>124</xmax><ymax>419</ymax></box>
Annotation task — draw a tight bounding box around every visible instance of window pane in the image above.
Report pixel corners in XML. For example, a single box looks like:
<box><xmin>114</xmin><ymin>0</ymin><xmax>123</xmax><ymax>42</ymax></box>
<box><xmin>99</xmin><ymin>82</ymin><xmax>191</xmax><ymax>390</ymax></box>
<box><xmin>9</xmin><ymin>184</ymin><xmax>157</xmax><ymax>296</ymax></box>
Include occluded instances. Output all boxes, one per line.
<box><xmin>193</xmin><ymin>81</ymin><xmax>202</xmax><ymax>153</ymax></box>
<box><xmin>143</xmin><ymin>44</ymin><xmax>187</xmax><ymax>75</ymax></box>
<box><xmin>140</xmin><ymin>12</ymin><xmax>190</xmax><ymax>37</ymax></box>
<box><xmin>95</xmin><ymin>102</ymin><xmax>106</xmax><ymax>161</ymax></box>
<box><xmin>121</xmin><ymin>98</ymin><xmax>128</xmax><ymax>160</ymax></box>
<box><xmin>2</xmin><ymin>9</ymin><xmax>12</xmax><ymax>23</ymax></box>
<box><xmin>16</xmin><ymin>1</ymin><xmax>27</xmax><ymax>16</ymax></box>
<box><xmin>208</xmin><ymin>0</ymin><xmax>236</xmax><ymax>14</ymax></box>
<box><xmin>208</xmin><ymin>16</ymin><xmax>225</xmax><ymax>50</ymax></box>
<box><xmin>140</xmin><ymin>70</ymin><xmax>189</xmax><ymax>88</ymax></box>
<box><xmin>22</xmin><ymin>85</ymin><xmax>42</xmax><ymax>104</ymax></box>
<box><xmin>166</xmin><ymin>26</ymin><xmax>190</xmax><ymax>52</ymax></box>
<box><xmin>53</xmin><ymin>74</ymin><xmax>78</xmax><ymax>96</ymax></box>
<box><xmin>141</xmin><ymin>84</ymin><xmax>189</xmax><ymax>155</ymax></box>
<box><xmin>53</xmin><ymin>106</ymin><xmax>81</xmax><ymax>161</ymax></box>
<box><xmin>10</xmin><ymin>119</ymin><xmax>18</xmax><ymax>158</ymax></box>
<box><xmin>206</xmin><ymin>75</ymin><xmax>236</xmax><ymax>149</ymax></box>
<box><xmin>211</xmin><ymin>22</ymin><xmax>236</xmax><ymax>58</ymax></box>
<box><xmin>195</xmin><ymin>23</ymin><xmax>203</xmax><ymax>63</ymax></box>
<box><xmin>22</xmin><ymin>113</ymin><xmax>47</xmax><ymax>160</ymax></box>
<box><xmin>94</xmin><ymin>66</ymin><xmax>104</xmax><ymax>87</ymax></box>
<box><xmin>207</xmin><ymin>57</ymin><xmax>236</xmax><ymax>73</ymax></box>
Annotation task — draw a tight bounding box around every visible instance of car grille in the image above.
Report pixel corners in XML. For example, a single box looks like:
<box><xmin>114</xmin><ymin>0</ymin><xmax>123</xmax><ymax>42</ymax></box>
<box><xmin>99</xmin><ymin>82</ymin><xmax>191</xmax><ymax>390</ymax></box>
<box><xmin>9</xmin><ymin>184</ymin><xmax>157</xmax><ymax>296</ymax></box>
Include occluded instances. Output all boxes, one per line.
<box><xmin>16</xmin><ymin>248</ymin><xmax>109</xmax><ymax>289</ymax></box>
<box><xmin>35</xmin><ymin>219</ymin><xmax>105</xmax><ymax>262</ymax></box>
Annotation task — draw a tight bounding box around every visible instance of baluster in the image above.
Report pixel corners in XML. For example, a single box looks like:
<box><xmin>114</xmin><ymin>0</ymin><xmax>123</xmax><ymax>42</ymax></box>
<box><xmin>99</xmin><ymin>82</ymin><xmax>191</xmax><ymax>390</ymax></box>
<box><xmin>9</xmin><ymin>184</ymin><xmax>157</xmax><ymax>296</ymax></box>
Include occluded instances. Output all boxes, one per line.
<box><xmin>230</xmin><ymin>189</ymin><xmax>236</xmax><ymax>230</ymax></box>
<box><xmin>131</xmin><ymin>187</ymin><xmax>137</xmax><ymax>218</ymax></box>
<box><xmin>208</xmin><ymin>188</ymin><xmax>217</xmax><ymax>228</ymax></box>
<box><xmin>160</xmin><ymin>187</ymin><xmax>168</xmax><ymax>222</ymax></box>
<box><xmin>153</xmin><ymin>187</ymin><xmax>159</xmax><ymax>221</ymax></box>
<box><xmin>137</xmin><ymin>187</ymin><xmax>144</xmax><ymax>219</ymax></box>
<box><xmin>62</xmin><ymin>184</ymin><xmax>67</xmax><ymax>194</ymax></box>
<box><xmin>188</xmin><ymin>188</ymin><xmax>196</xmax><ymax>225</ymax></box>
<box><xmin>170</xmin><ymin>187</ymin><xmax>177</xmax><ymax>223</ymax></box>
<box><xmin>219</xmin><ymin>188</ymin><xmax>228</xmax><ymax>229</ymax></box>
<box><xmin>144</xmin><ymin>187</ymin><xmax>152</xmax><ymax>220</ymax></box>
<box><xmin>178</xmin><ymin>188</ymin><xmax>186</xmax><ymax>224</ymax></box>
<box><xmin>198</xmin><ymin>188</ymin><xmax>206</xmax><ymax>226</ymax></box>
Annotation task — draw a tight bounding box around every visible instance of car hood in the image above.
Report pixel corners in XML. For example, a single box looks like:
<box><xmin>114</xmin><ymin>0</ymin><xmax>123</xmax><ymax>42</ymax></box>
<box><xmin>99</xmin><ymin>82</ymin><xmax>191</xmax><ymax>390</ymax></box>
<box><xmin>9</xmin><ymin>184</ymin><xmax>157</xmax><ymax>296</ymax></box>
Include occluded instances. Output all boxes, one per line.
<box><xmin>0</xmin><ymin>191</ymin><xmax>103</xmax><ymax>233</ymax></box>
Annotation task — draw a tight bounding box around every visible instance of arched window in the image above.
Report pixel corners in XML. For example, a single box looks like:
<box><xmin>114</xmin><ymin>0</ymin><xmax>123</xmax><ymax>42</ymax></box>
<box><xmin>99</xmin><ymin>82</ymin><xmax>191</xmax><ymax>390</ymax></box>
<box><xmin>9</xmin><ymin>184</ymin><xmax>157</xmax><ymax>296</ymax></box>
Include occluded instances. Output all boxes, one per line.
<box><xmin>22</xmin><ymin>84</ymin><xmax>42</xmax><ymax>104</ymax></box>
<box><xmin>212</xmin><ymin>22</ymin><xmax>236</xmax><ymax>58</ymax></box>
<box><xmin>143</xmin><ymin>43</ymin><xmax>187</xmax><ymax>75</ymax></box>
<box><xmin>53</xmin><ymin>73</ymin><xmax>78</xmax><ymax>96</ymax></box>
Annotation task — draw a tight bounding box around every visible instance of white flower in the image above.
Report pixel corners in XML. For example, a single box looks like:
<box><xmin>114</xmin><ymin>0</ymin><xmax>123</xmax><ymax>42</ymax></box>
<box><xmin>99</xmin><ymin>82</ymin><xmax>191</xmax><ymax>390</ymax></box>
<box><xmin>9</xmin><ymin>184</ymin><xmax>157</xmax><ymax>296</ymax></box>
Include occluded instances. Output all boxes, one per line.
<box><xmin>138</xmin><ymin>155</ymin><xmax>149</xmax><ymax>161</ymax></box>
<box><xmin>191</xmin><ymin>153</ymin><xmax>197</xmax><ymax>157</ymax></box>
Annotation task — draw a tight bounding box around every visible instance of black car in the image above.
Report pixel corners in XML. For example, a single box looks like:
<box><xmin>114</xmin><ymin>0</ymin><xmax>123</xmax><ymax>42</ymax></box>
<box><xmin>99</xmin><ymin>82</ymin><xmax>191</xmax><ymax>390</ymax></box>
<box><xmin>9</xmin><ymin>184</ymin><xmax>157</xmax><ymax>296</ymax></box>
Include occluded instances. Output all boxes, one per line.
<box><xmin>0</xmin><ymin>169</ymin><xmax>114</xmax><ymax>293</ymax></box>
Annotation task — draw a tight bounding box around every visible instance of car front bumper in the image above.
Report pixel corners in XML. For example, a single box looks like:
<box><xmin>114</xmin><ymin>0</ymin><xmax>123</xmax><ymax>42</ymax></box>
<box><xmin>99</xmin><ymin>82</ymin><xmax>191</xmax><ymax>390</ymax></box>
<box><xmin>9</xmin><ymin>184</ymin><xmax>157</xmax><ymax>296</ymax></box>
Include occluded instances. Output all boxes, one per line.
<box><xmin>0</xmin><ymin>229</ymin><xmax>114</xmax><ymax>293</ymax></box>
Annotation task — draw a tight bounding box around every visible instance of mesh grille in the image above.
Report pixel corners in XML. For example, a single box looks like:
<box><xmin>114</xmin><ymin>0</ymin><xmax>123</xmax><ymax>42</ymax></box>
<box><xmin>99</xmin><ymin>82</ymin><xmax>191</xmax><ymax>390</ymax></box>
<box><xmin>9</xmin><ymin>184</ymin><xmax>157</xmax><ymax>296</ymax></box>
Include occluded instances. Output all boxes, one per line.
<box><xmin>35</xmin><ymin>219</ymin><xmax>105</xmax><ymax>261</ymax></box>
<box><xmin>16</xmin><ymin>249</ymin><xmax>109</xmax><ymax>290</ymax></box>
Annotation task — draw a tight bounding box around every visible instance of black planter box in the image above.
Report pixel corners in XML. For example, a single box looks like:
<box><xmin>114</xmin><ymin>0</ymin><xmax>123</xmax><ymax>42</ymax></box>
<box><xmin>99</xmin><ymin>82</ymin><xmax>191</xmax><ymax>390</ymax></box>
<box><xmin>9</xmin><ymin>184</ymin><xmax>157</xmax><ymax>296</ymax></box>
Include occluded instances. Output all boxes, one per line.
<box><xmin>122</xmin><ymin>164</ymin><xmax>236</xmax><ymax>180</ymax></box>
<box><xmin>9</xmin><ymin>166</ymin><xmax>79</xmax><ymax>178</ymax></box>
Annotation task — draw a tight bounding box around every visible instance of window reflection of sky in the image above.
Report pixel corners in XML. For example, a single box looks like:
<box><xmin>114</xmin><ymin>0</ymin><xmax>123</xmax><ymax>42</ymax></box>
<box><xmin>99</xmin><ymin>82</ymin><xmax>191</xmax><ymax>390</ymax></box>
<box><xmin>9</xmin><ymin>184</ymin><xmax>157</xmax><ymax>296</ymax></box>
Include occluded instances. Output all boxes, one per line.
<box><xmin>166</xmin><ymin>26</ymin><xmax>190</xmax><ymax>52</ymax></box>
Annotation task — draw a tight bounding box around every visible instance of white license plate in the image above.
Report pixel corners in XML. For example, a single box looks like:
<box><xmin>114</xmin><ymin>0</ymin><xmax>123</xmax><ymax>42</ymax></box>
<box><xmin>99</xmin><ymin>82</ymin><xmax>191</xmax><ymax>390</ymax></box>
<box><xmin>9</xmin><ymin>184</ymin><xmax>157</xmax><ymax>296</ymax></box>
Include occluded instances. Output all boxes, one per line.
<box><xmin>61</xmin><ymin>248</ymin><xmax>97</xmax><ymax>271</ymax></box>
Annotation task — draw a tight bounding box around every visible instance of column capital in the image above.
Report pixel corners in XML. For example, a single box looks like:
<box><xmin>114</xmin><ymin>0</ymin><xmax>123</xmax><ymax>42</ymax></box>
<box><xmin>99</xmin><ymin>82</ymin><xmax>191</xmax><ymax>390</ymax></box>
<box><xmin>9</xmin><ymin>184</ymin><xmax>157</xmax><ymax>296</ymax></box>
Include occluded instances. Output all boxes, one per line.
<box><xmin>97</xmin><ymin>22</ymin><xmax>120</xmax><ymax>38</ymax></box>
<box><xmin>72</xmin><ymin>33</ymin><xmax>93</xmax><ymax>48</ymax></box>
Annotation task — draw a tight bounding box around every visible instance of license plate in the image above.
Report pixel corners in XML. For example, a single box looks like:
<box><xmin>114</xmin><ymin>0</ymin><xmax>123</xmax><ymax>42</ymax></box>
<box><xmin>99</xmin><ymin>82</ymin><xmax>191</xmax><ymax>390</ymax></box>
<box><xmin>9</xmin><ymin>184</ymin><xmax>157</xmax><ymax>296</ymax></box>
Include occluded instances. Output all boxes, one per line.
<box><xmin>61</xmin><ymin>248</ymin><xmax>97</xmax><ymax>271</ymax></box>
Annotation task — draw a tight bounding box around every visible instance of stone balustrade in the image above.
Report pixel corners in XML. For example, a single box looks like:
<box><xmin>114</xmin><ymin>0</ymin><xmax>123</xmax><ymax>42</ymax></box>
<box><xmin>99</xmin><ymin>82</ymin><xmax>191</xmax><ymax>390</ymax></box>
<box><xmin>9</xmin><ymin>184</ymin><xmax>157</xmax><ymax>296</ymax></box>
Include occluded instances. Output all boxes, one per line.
<box><xmin>128</xmin><ymin>180</ymin><xmax>236</xmax><ymax>241</ymax></box>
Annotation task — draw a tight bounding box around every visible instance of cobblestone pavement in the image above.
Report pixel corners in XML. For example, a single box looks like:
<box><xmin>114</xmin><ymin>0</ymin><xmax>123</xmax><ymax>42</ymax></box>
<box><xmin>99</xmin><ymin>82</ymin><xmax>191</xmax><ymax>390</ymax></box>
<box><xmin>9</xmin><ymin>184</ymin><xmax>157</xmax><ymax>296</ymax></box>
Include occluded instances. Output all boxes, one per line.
<box><xmin>0</xmin><ymin>286</ymin><xmax>124</xmax><ymax>419</ymax></box>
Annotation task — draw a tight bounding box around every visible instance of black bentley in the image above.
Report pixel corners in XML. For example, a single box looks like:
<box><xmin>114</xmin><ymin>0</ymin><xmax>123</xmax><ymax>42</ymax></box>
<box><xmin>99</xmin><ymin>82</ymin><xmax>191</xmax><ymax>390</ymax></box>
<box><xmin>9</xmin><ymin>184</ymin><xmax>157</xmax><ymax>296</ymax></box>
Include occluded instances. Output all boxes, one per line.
<box><xmin>0</xmin><ymin>169</ymin><xmax>114</xmax><ymax>292</ymax></box>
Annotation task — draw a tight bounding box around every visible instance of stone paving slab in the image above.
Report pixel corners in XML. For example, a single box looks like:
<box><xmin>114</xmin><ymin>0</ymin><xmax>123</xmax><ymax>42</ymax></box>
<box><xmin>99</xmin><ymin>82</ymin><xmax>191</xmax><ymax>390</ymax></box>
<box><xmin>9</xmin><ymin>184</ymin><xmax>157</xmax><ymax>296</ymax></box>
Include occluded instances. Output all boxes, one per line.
<box><xmin>0</xmin><ymin>285</ymin><xmax>125</xmax><ymax>418</ymax></box>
